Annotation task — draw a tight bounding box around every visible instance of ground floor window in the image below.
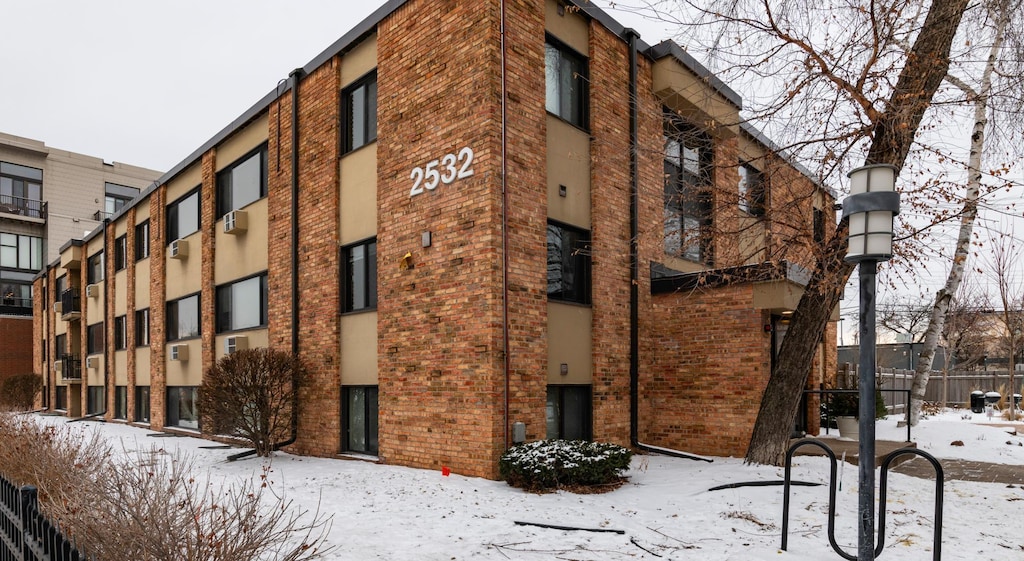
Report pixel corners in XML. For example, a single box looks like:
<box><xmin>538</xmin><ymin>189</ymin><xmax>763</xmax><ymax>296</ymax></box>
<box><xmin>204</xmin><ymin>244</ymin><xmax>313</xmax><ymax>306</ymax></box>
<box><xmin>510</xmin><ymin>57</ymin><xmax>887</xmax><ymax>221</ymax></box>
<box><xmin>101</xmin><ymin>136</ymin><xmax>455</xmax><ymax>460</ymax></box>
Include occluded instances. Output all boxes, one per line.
<box><xmin>86</xmin><ymin>386</ymin><xmax>105</xmax><ymax>415</ymax></box>
<box><xmin>167</xmin><ymin>386</ymin><xmax>198</xmax><ymax>430</ymax></box>
<box><xmin>546</xmin><ymin>385</ymin><xmax>592</xmax><ymax>440</ymax></box>
<box><xmin>55</xmin><ymin>386</ymin><xmax>67</xmax><ymax>410</ymax></box>
<box><xmin>135</xmin><ymin>386</ymin><xmax>150</xmax><ymax>423</ymax></box>
<box><xmin>114</xmin><ymin>386</ymin><xmax>127</xmax><ymax>419</ymax></box>
<box><xmin>343</xmin><ymin>385</ymin><xmax>378</xmax><ymax>455</ymax></box>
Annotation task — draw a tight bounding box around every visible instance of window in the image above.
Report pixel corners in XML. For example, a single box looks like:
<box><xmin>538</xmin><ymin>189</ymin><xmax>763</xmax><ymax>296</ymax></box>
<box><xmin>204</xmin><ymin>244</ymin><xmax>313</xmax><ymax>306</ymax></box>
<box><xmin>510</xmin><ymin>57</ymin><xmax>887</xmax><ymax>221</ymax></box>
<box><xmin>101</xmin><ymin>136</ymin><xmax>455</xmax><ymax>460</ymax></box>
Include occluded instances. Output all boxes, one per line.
<box><xmin>217</xmin><ymin>145</ymin><xmax>268</xmax><ymax>218</ymax></box>
<box><xmin>545</xmin><ymin>37</ymin><xmax>588</xmax><ymax>128</ymax></box>
<box><xmin>166</xmin><ymin>294</ymin><xmax>200</xmax><ymax>341</ymax></box>
<box><xmin>135</xmin><ymin>308</ymin><xmax>150</xmax><ymax>347</ymax></box>
<box><xmin>135</xmin><ymin>386</ymin><xmax>151</xmax><ymax>423</ymax></box>
<box><xmin>167</xmin><ymin>189</ymin><xmax>200</xmax><ymax>242</ymax></box>
<box><xmin>0</xmin><ymin>233</ymin><xmax>43</xmax><ymax>271</ymax></box>
<box><xmin>546</xmin><ymin>385</ymin><xmax>592</xmax><ymax>440</ymax></box>
<box><xmin>87</xmin><ymin>251</ymin><xmax>104</xmax><ymax>284</ymax></box>
<box><xmin>814</xmin><ymin>207</ymin><xmax>826</xmax><ymax>244</ymax></box>
<box><xmin>55</xmin><ymin>386</ymin><xmax>68</xmax><ymax>411</ymax></box>
<box><xmin>55</xmin><ymin>333</ymin><xmax>67</xmax><ymax>357</ymax></box>
<box><xmin>738</xmin><ymin>163</ymin><xmax>765</xmax><ymax>217</ymax></box>
<box><xmin>167</xmin><ymin>386</ymin><xmax>198</xmax><ymax>430</ymax></box>
<box><xmin>0</xmin><ymin>161</ymin><xmax>43</xmax><ymax>218</ymax></box>
<box><xmin>87</xmin><ymin>322</ymin><xmax>104</xmax><ymax>355</ymax></box>
<box><xmin>56</xmin><ymin>275</ymin><xmax>67</xmax><ymax>296</ymax></box>
<box><xmin>114</xmin><ymin>235</ymin><xmax>127</xmax><ymax>270</ymax></box>
<box><xmin>86</xmin><ymin>386</ymin><xmax>105</xmax><ymax>416</ymax></box>
<box><xmin>114</xmin><ymin>315</ymin><xmax>127</xmax><ymax>350</ymax></box>
<box><xmin>664</xmin><ymin>116</ymin><xmax>713</xmax><ymax>264</ymax></box>
<box><xmin>135</xmin><ymin>220</ymin><xmax>150</xmax><ymax>260</ymax></box>
<box><xmin>342</xmin><ymin>72</ymin><xmax>377</xmax><ymax>153</ymax></box>
<box><xmin>343</xmin><ymin>386</ymin><xmax>379</xmax><ymax>455</ymax></box>
<box><xmin>114</xmin><ymin>386</ymin><xmax>127</xmax><ymax>420</ymax></box>
<box><xmin>216</xmin><ymin>274</ymin><xmax>268</xmax><ymax>332</ymax></box>
<box><xmin>103</xmin><ymin>182</ymin><xmax>139</xmax><ymax>219</ymax></box>
<box><xmin>0</xmin><ymin>282</ymin><xmax>31</xmax><ymax>309</ymax></box>
<box><xmin>546</xmin><ymin>221</ymin><xmax>591</xmax><ymax>305</ymax></box>
<box><xmin>341</xmin><ymin>239</ymin><xmax>377</xmax><ymax>312</ymax></box>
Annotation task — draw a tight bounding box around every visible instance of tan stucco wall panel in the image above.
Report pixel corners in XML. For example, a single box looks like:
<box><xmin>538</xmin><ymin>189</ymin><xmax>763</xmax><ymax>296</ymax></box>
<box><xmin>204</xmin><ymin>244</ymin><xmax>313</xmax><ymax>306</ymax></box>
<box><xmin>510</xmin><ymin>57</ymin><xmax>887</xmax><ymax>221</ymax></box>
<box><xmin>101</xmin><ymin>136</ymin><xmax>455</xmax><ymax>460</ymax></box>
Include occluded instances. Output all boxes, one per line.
<box><xmin>114</xmin><ymin>351</ymin><xmax>128</xmax><ymax>385</ymax></box>
<box><xmin>114</xmin><ymin>270</ymin><xmax>127</xmax><ymax>315</ymax></box>
<box><xmin>166</xmin><ymin>164</ymin><xmax>202</xmax><ymax>203</ymax></box>
<box><xmin>544</xmin><ymin>0</ymin><xmax>588</xmax><ymax>53</ymax></box>
<box><xmin>341</xmin><ymin>312</ymin><xmax>378</xmax><ymax>385</ymax></box>
<box><xmin>547</xmin><ymin>116</ymin><xmax>591</xmax><ymax>228</ymax></box>
<box><xmin>341</xmin><ymin>34</ymin><xmax>378</xmax><ymax>87</ymax></box>
<box><xmin>164</xmin><ymin>231</ymin><xmax>203</xmax><ymax>300</ymax></box>
<box><xmin>214</xmin><ymin>198</ymin><xmax>269</xmax><ymax>283</ymax></box>
<box><xmin>339</xmin><ymin>144</ymin><xmax>377</xmax><ymax>244</ymax></box>
<box><xmin>215</xmin><ymin>114</ymin><xmax>269</xmax><ymax>172</ymax></box>
<box><xmin>547</xmin><ymin>303</ymin><xmax>592</xmax><ymax>383</ymax></box>
<box><xmin>165</xmin><ymin>342</ymin><xmax>202</xmax><ymax>386</ymax></box>
<box><xmin>214</xmin><ymin>329</ymin><xmax>269</xmax><ymax>362</ymax></box>
<box><xmin>135</xmin><ymin>349</ymin><xmax>151</xmax><ymax>386</ymax></box>
<box><xmin>134</xmin><ymin>259</ymin><xmax>150</xmax><ymax>309</ymax></box>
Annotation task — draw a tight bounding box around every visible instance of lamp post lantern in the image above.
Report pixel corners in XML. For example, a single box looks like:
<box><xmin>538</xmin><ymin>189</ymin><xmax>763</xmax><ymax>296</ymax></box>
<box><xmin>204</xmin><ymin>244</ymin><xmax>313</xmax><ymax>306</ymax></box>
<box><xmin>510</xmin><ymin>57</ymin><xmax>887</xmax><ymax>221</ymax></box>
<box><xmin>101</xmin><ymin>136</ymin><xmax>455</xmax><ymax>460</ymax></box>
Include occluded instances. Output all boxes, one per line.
<box><xmin>841</xmin><ymin>163</ymin><xmax>899</xmax><ymax>561</ymax></box>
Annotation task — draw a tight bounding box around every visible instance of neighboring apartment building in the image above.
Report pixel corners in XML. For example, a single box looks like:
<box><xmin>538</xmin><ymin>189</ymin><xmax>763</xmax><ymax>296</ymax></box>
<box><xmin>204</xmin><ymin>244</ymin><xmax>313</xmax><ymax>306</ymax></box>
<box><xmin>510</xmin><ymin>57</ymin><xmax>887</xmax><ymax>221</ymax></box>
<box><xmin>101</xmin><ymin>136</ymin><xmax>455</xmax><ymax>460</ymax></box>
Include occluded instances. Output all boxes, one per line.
<box><xmin>0</xmin><ymin>132</ymin><xmax>158</xmax><ymax>385</ymax></box>
<box><xmin>34</xmin><ymin>0</ymin><xmax>836</xmax><ymax>478</ymax></box>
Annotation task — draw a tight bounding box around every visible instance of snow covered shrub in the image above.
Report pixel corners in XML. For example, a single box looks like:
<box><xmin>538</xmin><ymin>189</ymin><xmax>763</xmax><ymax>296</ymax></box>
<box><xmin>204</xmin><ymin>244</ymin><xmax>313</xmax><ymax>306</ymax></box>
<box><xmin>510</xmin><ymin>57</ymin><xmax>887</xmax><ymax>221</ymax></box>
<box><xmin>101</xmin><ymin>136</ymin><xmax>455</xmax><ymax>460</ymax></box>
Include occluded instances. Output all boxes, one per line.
<box><xmin>499</xmin><ymin>440</ymin><xmax>632</xmax><ymax>491</ymax></box>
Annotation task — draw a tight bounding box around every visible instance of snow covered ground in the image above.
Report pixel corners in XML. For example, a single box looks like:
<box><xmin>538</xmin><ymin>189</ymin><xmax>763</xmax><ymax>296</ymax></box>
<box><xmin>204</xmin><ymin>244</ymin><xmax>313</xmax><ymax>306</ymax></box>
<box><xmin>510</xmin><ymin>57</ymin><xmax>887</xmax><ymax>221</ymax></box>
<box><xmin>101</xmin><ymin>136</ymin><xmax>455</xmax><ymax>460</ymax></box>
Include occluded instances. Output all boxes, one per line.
<box><xmin>35</xmin><ymin>411</ymin><xmax>1024</xmax><ymax>560</ymax></box>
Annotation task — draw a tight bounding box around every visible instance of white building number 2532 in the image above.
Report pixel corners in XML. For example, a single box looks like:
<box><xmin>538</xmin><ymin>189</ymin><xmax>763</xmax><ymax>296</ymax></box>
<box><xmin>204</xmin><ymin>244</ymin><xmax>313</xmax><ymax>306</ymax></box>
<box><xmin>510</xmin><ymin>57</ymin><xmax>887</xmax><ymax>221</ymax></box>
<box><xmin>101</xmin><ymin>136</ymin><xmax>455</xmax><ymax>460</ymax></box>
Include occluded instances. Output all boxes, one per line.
<box><xmin>409</xmin><ymin>147</ymin><xmax>474</xmax><ymax>197</ymax></box>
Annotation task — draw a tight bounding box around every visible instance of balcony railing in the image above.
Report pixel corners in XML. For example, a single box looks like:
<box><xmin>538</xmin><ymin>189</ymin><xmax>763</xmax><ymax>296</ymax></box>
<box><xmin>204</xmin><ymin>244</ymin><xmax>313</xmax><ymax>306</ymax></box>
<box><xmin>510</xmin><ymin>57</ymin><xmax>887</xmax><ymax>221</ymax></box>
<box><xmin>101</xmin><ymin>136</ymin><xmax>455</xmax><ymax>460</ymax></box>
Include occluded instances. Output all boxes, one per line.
<box><xmin>0</xmin><ymin>194</ymin><xmax>46</xmax><ymax>219</ymax></box>
<box><xmin>60</xmin><ymin>354</ymin><xmax>82</xmax><ymax>381</ymax></box>
<box><xmin>60</xmin><ymin>289</ymin><xmax>81</xmax><ymax>318</ymax></box>
<box><xmin>0</xmin><ymin>295</ymin><xmax>32</xmax><ymax>316</ymax></box>
<box><xmin>93</xmin><ymin>210</ymin><xmax>112</xmax><ymax>221</ymax></box>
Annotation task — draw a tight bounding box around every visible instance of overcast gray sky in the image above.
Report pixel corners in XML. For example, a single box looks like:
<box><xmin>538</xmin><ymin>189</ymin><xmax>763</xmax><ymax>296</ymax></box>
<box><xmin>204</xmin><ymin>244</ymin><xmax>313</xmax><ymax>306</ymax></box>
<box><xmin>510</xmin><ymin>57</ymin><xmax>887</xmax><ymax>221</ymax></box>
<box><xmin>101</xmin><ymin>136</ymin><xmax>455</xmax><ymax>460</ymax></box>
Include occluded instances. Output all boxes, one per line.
<box><xmin>0</xmin><ymin>1</ymin><xmax>670</xmax><ymax>173</ymax></box>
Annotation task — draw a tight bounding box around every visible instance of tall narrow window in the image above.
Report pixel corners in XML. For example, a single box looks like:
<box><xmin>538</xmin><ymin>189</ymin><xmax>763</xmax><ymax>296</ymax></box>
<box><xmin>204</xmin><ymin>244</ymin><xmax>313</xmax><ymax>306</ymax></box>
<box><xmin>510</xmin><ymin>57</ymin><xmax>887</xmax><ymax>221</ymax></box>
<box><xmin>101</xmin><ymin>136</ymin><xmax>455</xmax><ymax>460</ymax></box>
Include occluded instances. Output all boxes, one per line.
<box><xmin>545</xmin><ymin>37</ymin><xmax>588</xmax><ymax>129</ymax></box>
<box><xmin>114</xmin><ymin>315</ymin><xmax>127</xmax><ymax>350</ymax></box>
<box><xmin>546</xmin><ymin>385</ymin><xmax>592</xmax><ymax>440</ymax></box>
<box><xmin>114</xmin><ymin>235</ymin><xmax>128</xmax><ymax>270</ymax></box>
<box><xmin>166</xmin><ymin>294</ymin><xmax>200</xmax><ymax>341</ymax></box>
<box><xmin>167</xmin><ymin>386</ymin><xmax>198</xmax><ymax>430</ymax></box>
<box><xmin>343</xmin><ymin>386</ymin><xmax>379</xmax><ymax>455</ymax></box>
<box><xmin>135</xmin><ymin>386</ymin><xmax>151</xmax><ymax>423</ymax></box>
<box><xmin>341</xmin><ymin>239</ymin><xmax>377</xmax><ymax>312</ymax></box>
<box><xmin>135</xmin><ymin>220</ymin><xmax>150</xmax><ymax>260</ymax></box>
<box><xmin>813</xmin><ymin>208</ymin><xmax>826</xmax><ymax>244</ymax></box>
<box><xmin>86</xmin><ymin>386</ymin><xmax>105</xmax><ymax>416</ymax></box>
<box><xmin>87</xmin><ymin>251</ymin><xmax>105</xmax><ymax>284</ymax></box>
<box><xmin>664</xmin><ymin>116</ymin><xmax>713</xmax><ymax>264</ymax></box>
<box><xmin>546</xmin><ymin>221</ymin><xmax>591</xmax><ymax>305</ymax></box>
<box><xmin>217</xmin><ymin>145</ymin><xmax>268</xmax><ymax>218</ymax></box>
<box><xmin>216</xmin><ymin>273</ymin><xmax>268</xmax><ymax>332</ymax></box>
<box><xmin>114</xmin><ymin>386</ymin><xmax>128</xmax><ymax>420</ymax></box>
<box><xmin>342</xmin><ymin>72</ymin><xmax>377</xmax><ymax>153</ymax></box>
<box><xmin>167</xmin><ymin>189</ymin><xmax>200</xmax><ymax>242</ymax></box>
<box><xmin>87</xmin><ymin>322</ymin><xmax>104</xmax><ymax>355</ymax></box>
<box><xmin>135</xmin><ymin>308</ymin><xmax>150</xmax><ymax>347</ymax></box>
<box><xmin>738</xmin><ymin>163</ymin><xmax>765</xmax><ymax>217</ymax></box>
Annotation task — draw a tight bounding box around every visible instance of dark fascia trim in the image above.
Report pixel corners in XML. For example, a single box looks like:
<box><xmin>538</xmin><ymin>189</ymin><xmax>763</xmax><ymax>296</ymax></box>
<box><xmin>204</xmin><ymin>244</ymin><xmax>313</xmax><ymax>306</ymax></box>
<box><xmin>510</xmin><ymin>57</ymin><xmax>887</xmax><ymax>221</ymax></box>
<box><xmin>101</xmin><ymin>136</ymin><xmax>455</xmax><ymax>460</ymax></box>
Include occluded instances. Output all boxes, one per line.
<box><xmin>651</xmin><ymin>260</ymin><xmax>805</xmax><ymax>294</ymax></box>
<box><xmin>567</xmin><ymin>0</ymin><xmax>654</xmax><ymax>52</ymax></box>
<box><xmin>647</xmin><ymin>40</ymin><xmax>742</xmax><ymax>109</ymax></box>
<box><xmin>739</xmin><ymin>121</ymin><xmax>837</xmax><ymax>199</ymax></box>
<box><xmin>58</xmin><ymin>238</ymin><xmax>85</xmax><ymax>254</ymax></box>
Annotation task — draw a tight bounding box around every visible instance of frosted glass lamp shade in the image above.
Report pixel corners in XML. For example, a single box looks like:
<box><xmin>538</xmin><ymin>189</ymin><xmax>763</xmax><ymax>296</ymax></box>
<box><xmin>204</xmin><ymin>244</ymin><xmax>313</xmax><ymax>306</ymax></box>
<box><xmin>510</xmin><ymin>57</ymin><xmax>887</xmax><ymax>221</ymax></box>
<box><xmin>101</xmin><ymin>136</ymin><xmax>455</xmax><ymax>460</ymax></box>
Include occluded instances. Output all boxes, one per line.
<box><xmin>842</xmin><ymin>164</ymin><xmax>899</xmax><ymax>262</ymax></box>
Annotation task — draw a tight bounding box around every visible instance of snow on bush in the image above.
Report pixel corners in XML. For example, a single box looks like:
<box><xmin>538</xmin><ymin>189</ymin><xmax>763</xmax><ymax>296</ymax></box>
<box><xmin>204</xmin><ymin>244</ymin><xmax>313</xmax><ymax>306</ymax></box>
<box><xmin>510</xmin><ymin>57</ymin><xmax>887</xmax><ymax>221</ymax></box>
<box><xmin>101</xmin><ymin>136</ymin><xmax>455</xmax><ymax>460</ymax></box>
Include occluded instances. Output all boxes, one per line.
<box><xmin>499</xmin><ymin>439</ymin><xmax>632</xmax><ymax>491</ymax></box>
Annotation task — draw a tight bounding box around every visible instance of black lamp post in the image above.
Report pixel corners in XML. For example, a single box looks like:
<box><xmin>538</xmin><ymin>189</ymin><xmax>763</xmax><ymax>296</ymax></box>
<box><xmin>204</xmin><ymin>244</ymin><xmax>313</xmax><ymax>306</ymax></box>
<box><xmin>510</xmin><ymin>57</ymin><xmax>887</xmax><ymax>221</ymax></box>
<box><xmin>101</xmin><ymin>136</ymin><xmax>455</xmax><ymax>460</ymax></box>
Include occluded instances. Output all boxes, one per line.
<box><xmin>841</xmin><ymin>163</ymin><xmax>900</xmax><ymax>561</ymax></box>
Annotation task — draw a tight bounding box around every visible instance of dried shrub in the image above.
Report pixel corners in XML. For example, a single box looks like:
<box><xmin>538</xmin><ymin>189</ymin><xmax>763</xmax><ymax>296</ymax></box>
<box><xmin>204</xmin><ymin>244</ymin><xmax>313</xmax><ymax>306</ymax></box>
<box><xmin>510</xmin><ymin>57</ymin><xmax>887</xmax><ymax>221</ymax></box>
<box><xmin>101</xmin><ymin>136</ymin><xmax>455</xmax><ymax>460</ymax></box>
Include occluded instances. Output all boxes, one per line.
<box><xmin>0</xmin><ymin>373</ymin><xmax>43</xmax><ymax>410</ymax></box>
<box><xmin>499</xmin><ymin>440</ymin><xmax>632</xmax><ymax>492</ymax></box>
<box><xmin>199</xmin><ymin>348</ymin><xmax>307</xmax><ymax>456</ymax></box>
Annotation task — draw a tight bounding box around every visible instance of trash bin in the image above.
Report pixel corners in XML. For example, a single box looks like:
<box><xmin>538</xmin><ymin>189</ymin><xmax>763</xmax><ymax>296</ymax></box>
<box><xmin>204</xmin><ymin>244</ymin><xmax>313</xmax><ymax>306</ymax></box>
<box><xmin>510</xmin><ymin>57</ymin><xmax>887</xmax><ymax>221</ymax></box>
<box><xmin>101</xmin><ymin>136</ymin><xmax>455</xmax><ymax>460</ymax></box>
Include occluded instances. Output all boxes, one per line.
<box><xmin>1013</xmin><ymin>394</ymin><xmax>1022</xmax><ymax>409</ymax></box>
<box><xmin>970</xmin><ymin>390</ymin><xmax>985</xmax><ymax>413</ymax></box>
<box><xmin>985</xmin><ymin>391</ymin><xmax>1002</xmax><ymax>407</ymax></box>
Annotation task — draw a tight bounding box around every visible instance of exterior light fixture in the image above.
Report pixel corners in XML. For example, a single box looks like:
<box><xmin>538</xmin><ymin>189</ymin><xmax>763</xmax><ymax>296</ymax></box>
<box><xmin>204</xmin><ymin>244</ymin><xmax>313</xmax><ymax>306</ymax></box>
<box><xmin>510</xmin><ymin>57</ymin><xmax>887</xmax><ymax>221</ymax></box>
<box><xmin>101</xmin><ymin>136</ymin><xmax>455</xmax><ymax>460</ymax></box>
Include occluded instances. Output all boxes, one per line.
<box><xmin>840</xmin><ymin>163</ymin><xmax>900</xmax><ymax>561</ymax></box>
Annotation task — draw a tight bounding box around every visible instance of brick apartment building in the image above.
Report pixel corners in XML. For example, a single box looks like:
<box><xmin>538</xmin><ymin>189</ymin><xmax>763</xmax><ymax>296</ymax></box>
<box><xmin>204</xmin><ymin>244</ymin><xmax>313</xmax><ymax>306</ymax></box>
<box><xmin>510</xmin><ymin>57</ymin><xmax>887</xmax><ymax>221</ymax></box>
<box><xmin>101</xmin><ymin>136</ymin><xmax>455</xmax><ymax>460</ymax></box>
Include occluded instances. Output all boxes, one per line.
<box><xmin>34</xmin><ymin>0</ymin><xmax>836</xmax><ymax>478</ymax></box>
<box><xmin>0</xmin><ymin>132</ymin><xmax>158</xmax><ymax>387</ymax></box>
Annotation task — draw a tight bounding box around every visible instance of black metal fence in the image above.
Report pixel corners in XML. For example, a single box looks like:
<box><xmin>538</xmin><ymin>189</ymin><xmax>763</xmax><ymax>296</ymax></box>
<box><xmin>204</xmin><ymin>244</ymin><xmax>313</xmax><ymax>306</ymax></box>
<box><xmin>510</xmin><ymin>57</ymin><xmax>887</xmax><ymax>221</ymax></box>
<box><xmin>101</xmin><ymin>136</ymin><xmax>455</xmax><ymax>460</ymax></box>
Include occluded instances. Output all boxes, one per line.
<box><xmin>0</xmin><ymin>475</ymin><xmax>87</xmax><ymax>561</ymax></box>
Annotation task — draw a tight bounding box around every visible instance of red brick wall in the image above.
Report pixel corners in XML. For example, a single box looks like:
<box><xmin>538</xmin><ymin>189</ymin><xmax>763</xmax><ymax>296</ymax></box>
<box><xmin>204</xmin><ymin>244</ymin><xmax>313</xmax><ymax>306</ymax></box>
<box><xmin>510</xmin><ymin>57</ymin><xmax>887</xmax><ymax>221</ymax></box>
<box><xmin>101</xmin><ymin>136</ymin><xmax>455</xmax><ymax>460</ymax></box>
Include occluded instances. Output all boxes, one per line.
<box><xmin>148</xmin><ymin>186</ymin><xmax>168</xmax><ymax>429</ymax></box>
<box><xmin>0</xmin><ymin>317</ymin><xmax>34</xmax><ymax>381</ymax></box>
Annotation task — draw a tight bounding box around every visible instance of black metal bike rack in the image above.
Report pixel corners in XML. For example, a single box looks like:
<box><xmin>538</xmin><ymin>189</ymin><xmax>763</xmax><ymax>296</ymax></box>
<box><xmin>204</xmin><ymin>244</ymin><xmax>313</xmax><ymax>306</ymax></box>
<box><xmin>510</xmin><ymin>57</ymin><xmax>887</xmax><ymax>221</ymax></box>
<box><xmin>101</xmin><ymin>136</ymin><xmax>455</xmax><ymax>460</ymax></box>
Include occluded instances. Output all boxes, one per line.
<box><xmin>781</xmin><ymin>439</ymin><xmax>944</xmax><ymax>560</ymax></box>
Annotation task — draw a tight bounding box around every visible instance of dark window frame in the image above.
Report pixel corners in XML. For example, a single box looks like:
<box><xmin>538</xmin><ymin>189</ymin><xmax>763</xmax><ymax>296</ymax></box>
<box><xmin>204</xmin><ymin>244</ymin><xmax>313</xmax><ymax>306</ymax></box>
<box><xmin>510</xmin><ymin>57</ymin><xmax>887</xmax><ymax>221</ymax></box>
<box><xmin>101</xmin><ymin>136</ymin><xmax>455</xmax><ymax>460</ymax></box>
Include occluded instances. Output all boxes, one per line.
<box><xmin>166</xmin><ymin>386</ymin><xmax>199</xmax><ymax>430</ymax></box>
<box><xmin>114</xmin><ymin>315</ymin><xmax>127</xmax><ymax>350</ymax></box>
<box><xmin>341</xmin><ymin>71</ymin><xmax>378</xmax><ymax>154</ymax></box>
<box><xmin>135</xmin><ymin>220</ymin><xmax>150</xmax><ymax>260</ymax></box>
<box><xmin>166</xmin><ymin>187</ymin><xmax>201</xmax><ymax>243</ymax></box>
<box><xmin>87</xmin><ymin>251</ymin><xmax>105</xmax><ymax>284</ymax></box>
<box><xmin>546</xmin><ymin>220</ymin><xmax>592</xmax><ymax>305</ymax></box>
<box><xmin>114</xmin><ymin>235</ymin><xmax>128</xmax><ymax>271</ymax></box>
<box><xmin>738</xmin><ymin>162</ymin><xmax>766</xmax><ymax>218</ymax></box>
<box><xmin>86</xmin><ymin>386</ymin><xmax>105</xmax><ymax>416</ymax></box>
<box><xmin>546</xmin><ymin>384</ymin><xmax>593</xmax><ymax>441</ymax></box>
<box><xmin>814</xmin><ymin>207</ymin><xmax>826</xmax><ymax>244</ymax></box>
<box><xmin>114</xmin><ymin>386</ymin><xmax>128</xmax><ymax>420</ymax></box>
<box><xmin>135</xmin><ymin>386</ymin><xmax>151</xmax><ymax>423</ymax></box>
<box><xmin>544</xmin><ymin>34</ymin><xmax>589</xmax><ymax>130</ymax></box>
<box><xmin>215</xmin><ymin>272</ymin><xmax>269</xmax><ymax>333</ymax></box>
<box><xmin>0</xmin><ymin>161</ymin><xmax>43</xmax><ymax>217</ymax></box>
<box><xmin>0</xmin><ymin>232</ymin><xmax>43</xmax><ymax>271</ymax></box>
<box><xmin>341</xmin><ymin>238</ymin><xmax>377</xmax><ymax>313</ymax></box>
<box><xmin>342</xmin><ymin>385</ymin><xmax>379</xmax><ymax>455</ymax></box>
<box><xmin>663</xmin><ymin>114</ymin><xmax>714</xmax><ymax>265</ymax></box>
<box><xmin>166</xmin><ymin>293</ymin><xmax>201</xmax><ymax>341</ymax></box>
<box><xmin>135</xmin><ymin>308</ymin><xmax>150</xmax><ymax>347</ymax></box>
<box><xmin>87</xmin><ymin>322</ymin><xmax>104</xmax><ymax>355</ymax></box>
<box><xmin>216</xmin><ymin>144</ymin><xmax>268</xmax><ymax>218</ymax></box>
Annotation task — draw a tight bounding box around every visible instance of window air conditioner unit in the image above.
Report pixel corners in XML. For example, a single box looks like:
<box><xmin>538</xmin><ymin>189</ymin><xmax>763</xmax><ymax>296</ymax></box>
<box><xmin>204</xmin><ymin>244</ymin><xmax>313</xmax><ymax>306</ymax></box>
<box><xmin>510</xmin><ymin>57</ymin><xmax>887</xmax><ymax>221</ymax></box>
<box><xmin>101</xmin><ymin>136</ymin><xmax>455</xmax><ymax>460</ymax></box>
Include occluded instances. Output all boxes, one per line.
<box><xmin>224</xmin><ymin>335</ymin><xmax>248</xmax><ymax>354</ymax></box>
<box><xmin>86</xmin><ymin>356</ymin><xmax>100</xmax><ymax>370</ymax></box>
<box><xmin>85</xmin><ymin>284</ymin><xmax>100</xmax><ymax>298</ymax></box>
<box><xmin>54</xmin><ymin>360</ymin><xmax>63</xmax><ymax>373</ymax></box>
<box><xmin>53</xmin><ymin>301</ymin><xmax>63</xmax><ymax>313</ymax></box>
<box><xmin>169</xmin><ymin>239</ymin><xmax>188</xmax><ymax>259</ymax></box>
<box><xmin>223</xmin><ymin>210</ymin><xmax>247</xmax><ymax>234</ymax></box>
<box><xmin>169</xmin><ymin>344</ymin><xmax>189</xmax><ymax>361</ymax></box>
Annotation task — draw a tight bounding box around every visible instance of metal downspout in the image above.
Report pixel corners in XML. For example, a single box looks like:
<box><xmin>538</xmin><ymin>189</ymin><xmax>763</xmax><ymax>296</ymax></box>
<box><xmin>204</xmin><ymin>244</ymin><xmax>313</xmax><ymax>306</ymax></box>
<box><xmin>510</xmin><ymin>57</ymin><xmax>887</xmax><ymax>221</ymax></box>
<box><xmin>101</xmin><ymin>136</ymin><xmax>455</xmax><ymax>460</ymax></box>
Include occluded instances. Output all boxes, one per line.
<box><xmin>500</xmin><ymin>0</ymin><xmax>511</xmax><ymax>450</ymax></box>
<box><xmin>626</xmin><ymin>28</ymin><xmax>640</xmax><ymax>448</ymax></box>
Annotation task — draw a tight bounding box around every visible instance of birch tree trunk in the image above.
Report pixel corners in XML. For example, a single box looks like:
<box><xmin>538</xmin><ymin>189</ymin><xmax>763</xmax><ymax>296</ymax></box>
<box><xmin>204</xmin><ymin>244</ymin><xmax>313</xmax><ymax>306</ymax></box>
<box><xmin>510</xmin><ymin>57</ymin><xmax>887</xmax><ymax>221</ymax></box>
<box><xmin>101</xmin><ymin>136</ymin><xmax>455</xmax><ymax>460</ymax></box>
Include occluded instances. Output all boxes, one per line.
<box><xmin>906</xmin><ymin>5</ymin><xmax>1009</xmax><ymax>426</ymax></box>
